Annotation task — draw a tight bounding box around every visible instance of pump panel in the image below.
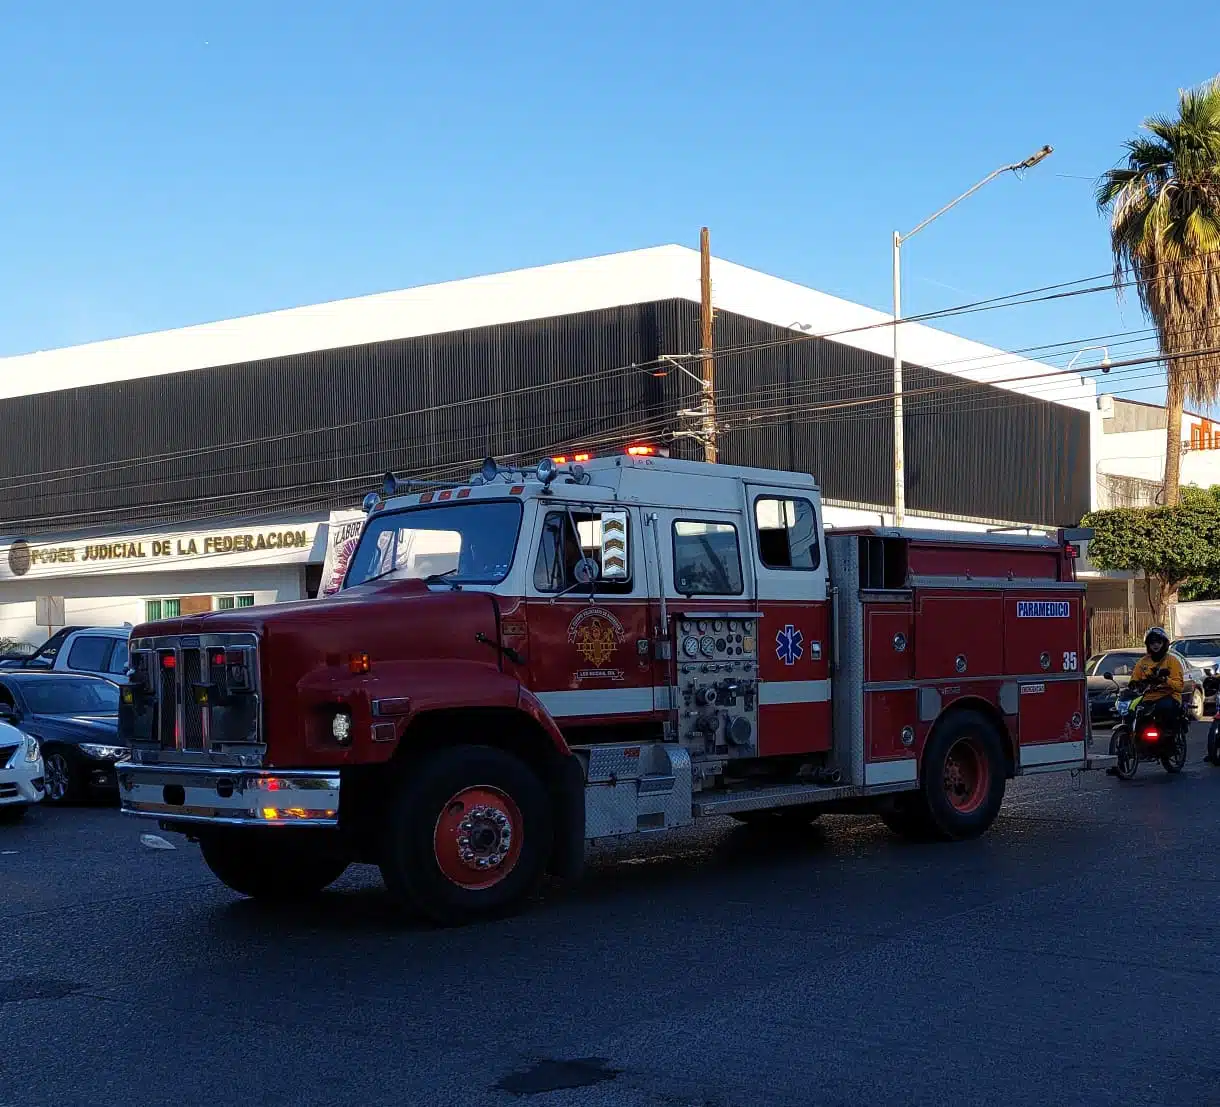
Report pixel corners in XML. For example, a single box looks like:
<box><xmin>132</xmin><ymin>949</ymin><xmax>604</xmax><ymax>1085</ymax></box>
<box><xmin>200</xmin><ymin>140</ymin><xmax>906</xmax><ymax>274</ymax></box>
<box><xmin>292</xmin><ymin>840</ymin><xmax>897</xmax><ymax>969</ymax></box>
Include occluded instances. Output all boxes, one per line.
<box><xmin>675</xmin><ymin>613</ymin><xmax>760</xmax><ymax>759</ymax></box>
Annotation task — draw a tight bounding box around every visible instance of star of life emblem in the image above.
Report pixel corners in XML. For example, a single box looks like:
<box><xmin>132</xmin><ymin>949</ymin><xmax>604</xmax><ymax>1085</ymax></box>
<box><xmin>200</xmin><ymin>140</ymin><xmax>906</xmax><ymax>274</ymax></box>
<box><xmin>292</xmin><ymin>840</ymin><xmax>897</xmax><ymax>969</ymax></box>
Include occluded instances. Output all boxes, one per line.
<box><xmin>776</xmin><ymin>624</ymin><xmax>803</xmax><ymax>665</ymax></box>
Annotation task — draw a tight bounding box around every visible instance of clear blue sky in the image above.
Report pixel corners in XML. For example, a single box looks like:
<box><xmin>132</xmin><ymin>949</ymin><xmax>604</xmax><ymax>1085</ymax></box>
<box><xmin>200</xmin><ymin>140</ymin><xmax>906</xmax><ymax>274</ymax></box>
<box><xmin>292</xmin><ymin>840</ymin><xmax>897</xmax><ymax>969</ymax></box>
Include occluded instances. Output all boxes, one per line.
<box><xmin>2</xmin><ymin>1</ymin><xmax>1219</xmax><ymax>409</ymax></box>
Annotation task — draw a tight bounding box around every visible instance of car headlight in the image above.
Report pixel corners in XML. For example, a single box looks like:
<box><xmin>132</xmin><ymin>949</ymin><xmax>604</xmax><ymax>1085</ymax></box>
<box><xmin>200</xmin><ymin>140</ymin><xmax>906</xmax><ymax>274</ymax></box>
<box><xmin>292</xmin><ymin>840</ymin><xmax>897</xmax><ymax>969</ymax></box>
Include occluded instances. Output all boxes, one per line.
<box><xmin>24</xmin><ymin>735</ymin><xmax>40</xmax><ymax>762</ymax></box>
<box><xmin>78</xmin><ymin>743</ymin><xmax>127</xmax><ymax>760</ymax></box>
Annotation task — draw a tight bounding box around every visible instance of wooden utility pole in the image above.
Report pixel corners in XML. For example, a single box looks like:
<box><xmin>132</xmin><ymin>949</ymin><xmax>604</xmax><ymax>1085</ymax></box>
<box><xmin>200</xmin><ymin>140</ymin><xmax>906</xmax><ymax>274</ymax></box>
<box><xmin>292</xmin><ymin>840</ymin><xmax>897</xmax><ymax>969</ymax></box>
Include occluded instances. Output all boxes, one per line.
<box><xmin>699</xmin><ymin>226</ymin><xmax>717</xmax><ymax>462</ymax></box>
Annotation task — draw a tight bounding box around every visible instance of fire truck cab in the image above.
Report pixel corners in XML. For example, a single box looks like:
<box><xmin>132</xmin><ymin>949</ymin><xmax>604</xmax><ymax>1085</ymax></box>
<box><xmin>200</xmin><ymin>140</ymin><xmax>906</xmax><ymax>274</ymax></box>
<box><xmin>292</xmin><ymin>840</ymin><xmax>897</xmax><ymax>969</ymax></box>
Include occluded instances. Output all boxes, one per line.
<box><xmin>118</xmin><ymin>453</ymin><xmax>1110</xmax><ymax>924</ymax></box>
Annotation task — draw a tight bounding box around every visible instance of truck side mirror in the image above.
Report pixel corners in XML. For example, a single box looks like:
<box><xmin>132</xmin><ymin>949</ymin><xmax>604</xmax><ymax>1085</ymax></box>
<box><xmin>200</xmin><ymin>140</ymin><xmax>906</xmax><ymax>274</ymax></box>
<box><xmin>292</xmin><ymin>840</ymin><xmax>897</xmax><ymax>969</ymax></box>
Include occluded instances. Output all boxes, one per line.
<box><xmin>599</xmin><ymin>510</ymin><xmax>629</xmax><ymax>580</ymax></box>
<box><xmin>0</xmin><ymin>703</ymin><xmax>18</xmax><ymax>724</ymax></box>
<box><xmin>1103</xmin><ymin>671</ymin><xmax>1113</xmax><ymax>681</ymax></box>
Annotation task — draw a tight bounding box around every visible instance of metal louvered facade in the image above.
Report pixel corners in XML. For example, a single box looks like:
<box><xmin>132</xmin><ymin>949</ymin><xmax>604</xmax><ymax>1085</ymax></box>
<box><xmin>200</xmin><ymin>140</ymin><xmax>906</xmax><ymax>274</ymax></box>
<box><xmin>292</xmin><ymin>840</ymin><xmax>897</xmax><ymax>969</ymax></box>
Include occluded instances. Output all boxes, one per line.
<box><xmin>0</xmin><ymin>298</ymin><xmax>1089</xmax><ymax>536</ymax></box>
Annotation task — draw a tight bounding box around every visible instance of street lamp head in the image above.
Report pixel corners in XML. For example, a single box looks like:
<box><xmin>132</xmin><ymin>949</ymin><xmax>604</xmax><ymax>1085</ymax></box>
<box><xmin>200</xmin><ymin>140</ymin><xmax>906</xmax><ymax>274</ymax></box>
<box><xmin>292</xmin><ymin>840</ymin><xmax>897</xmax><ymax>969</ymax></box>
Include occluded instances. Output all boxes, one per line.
<box><xmin>1016</xmin><ymin>145</ymin><xmax>1053</xmax><ymax>171</ymax></box>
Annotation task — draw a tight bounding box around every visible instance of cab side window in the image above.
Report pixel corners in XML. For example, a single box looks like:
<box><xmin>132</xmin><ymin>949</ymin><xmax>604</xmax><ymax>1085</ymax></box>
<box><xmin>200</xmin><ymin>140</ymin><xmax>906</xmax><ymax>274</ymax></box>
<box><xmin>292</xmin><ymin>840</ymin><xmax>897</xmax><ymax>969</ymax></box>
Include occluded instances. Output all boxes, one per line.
<box><xmin>754</xmin><ymin>497</ymin><xmax>820</xmax><ymax>570</ymax></box>
<box><xmin>66</xmin><ymin>635</ymin><xmax>114</xmax><ymax>672</ymax></box>
<box><xmin>534</xmin><ymin>510</ymin><xmax>633</xmax><ymax>594</ymax></box>
<box><xmin>672</xmin><ymin>520</ymin><xmax>744</xmax><ymax>596</ymax></box>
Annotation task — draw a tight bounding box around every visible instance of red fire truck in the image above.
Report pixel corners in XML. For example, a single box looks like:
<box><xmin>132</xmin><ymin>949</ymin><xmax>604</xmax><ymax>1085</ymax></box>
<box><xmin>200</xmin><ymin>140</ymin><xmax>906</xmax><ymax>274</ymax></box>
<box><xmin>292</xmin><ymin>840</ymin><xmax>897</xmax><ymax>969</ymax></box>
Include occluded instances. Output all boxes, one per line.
<box><xmin>117</xmin><ymin>452</ymin><xmax>1110</xmax><ymax>923</ymax></box>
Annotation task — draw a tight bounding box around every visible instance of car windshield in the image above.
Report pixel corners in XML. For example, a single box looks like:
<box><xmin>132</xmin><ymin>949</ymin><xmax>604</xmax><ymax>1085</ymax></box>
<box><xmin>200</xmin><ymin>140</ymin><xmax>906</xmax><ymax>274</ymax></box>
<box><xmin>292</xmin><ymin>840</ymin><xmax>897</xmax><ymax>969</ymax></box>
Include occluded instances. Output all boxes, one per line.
<box><xmin>344</xmin><ymin>501</ymin><xmax>523</xmax><ymax>587</ymax></box>
<box><xmin>15</xmin><ymin>676</ymin><xmax>119</xmax><ymax>715</ymax></box>
<box><xmin>1089</xmin><ymin>652</ymin><xmax>1140</xmax><ymax>677</ymax></box>
<box><xmin>1174</xmin><ymin>637</ymin><xmax>1220</xmax><ymax>657</ymax></box>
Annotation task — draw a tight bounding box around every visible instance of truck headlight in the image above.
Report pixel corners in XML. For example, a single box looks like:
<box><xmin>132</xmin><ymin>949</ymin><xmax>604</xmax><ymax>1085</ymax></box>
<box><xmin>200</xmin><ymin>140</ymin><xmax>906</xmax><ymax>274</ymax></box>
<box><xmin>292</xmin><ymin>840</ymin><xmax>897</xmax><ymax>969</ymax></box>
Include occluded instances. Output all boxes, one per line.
<box><xmin>24</xmin><ymin>735</ymin><xmax>40</xmax><ymax>762</ymax></box>
<box><xmin>78</xmin><ymin>743</ymin><xmax>128</xmax><ymax>761</ymax></box>
<box><xmin>331</xmin><ymin>711</ymin><xmax>352</xmax><ymax>745</ymax></box>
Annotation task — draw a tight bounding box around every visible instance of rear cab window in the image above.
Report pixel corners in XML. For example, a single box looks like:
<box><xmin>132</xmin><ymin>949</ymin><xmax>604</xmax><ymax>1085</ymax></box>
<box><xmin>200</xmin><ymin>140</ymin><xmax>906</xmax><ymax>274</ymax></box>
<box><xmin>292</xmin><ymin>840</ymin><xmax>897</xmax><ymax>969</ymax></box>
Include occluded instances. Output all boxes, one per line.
<box><xmin>672</xmin><ymin>520</ymin><xmax>744</xmax><ymax>596</ymax></box>
<box><xmin>754</xmin><ymin>496</ymin><xmax>820</xmax><ymax>570</ymax></box>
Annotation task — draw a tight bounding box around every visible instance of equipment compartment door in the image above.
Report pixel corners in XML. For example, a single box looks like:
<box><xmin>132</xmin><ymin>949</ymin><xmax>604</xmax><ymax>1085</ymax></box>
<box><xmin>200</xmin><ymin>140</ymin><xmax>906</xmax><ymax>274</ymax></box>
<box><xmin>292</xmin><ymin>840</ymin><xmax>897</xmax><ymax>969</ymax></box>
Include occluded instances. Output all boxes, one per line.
<box><xmin>746</xmin><ymin>486</ymin><xmax>831</xmax><ymax>756</ymax></box>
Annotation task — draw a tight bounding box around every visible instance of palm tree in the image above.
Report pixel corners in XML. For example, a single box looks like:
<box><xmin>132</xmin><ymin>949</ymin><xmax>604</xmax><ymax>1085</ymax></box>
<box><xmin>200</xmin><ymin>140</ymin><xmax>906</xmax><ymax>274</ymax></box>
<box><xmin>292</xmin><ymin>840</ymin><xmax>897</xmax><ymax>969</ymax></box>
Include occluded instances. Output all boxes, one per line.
<box><xmin>1097</xmin><ymin>77</ymin><xmax>1220</xmax><ymax>507</ymax></box>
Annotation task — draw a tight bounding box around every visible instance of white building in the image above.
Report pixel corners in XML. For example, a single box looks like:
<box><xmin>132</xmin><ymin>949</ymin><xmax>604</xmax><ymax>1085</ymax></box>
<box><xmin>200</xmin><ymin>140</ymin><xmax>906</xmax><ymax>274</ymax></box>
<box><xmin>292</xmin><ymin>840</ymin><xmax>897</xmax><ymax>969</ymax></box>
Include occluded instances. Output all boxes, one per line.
<box><xmin>0</xmin><ymin>245</ymin><xmax>1102</xmax><ymax>651</ymax></box>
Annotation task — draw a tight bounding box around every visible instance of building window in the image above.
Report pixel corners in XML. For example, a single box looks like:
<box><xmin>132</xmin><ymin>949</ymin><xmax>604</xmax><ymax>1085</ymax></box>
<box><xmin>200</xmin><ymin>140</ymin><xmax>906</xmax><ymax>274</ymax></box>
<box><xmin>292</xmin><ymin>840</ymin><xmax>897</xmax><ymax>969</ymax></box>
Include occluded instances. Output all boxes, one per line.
<box><xmin>672</xmin><ymin>520</ymin><xmax>744</xmax><ymax>596</ymax></box>
<box><xmin>216</xmin><ymin>594</ymin><xmax>256</xmax><ymax>609</ymax></box>
<box><xmin>146</xmin><ymin>598</ymin><xmax>182</xmax><ymax>621</ymax></box>
<box><xmin>1191</xmin><ymin>422</ymin><xmax>1220</xmax><ymax>451</ymax></box>
<box><xmin>754</xmin><ymin>497</ymin><xmax>820</xmax><ymax>570</ymax></box>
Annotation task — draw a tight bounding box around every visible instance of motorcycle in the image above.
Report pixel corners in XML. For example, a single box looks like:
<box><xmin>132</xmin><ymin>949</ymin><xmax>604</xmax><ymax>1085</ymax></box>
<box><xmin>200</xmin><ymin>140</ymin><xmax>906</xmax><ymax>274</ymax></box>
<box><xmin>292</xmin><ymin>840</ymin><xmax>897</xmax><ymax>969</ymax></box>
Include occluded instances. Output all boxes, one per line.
<box><xmin>1110</xmin><ymin>672</ymin><xmax>1189</xmax><ymax>780</ymax></box>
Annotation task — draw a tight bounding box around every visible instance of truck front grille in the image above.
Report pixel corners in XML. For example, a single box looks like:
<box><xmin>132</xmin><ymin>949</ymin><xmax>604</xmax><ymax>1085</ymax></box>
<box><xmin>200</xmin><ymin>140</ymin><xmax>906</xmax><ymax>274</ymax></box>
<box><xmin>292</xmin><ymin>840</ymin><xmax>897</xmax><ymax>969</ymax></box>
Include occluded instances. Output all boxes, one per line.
<box><xmin>130</xmin><ymin>633</ymin><xmax>260</xmax><ymax>755</ymax></box>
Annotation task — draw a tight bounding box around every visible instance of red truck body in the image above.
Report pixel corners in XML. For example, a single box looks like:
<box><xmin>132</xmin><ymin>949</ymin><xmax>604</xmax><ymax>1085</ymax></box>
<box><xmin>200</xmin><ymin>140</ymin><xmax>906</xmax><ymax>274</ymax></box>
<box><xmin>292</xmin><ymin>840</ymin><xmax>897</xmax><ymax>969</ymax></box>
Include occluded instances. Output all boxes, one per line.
<box><xmin>118</xmin><ymin>454</ymin><xmax>1108</xmax><ymax>922</ymax></box>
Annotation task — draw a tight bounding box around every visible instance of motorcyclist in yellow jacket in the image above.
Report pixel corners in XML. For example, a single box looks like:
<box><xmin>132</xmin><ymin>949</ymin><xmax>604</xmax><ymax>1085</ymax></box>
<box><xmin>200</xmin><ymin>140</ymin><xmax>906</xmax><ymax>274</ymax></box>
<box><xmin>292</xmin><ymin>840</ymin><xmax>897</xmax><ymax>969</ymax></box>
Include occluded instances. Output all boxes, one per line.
<box><xmin>1129</xmin><ymin>627</ymin><xmax>1185</xmax><ymax>730</ymax></box>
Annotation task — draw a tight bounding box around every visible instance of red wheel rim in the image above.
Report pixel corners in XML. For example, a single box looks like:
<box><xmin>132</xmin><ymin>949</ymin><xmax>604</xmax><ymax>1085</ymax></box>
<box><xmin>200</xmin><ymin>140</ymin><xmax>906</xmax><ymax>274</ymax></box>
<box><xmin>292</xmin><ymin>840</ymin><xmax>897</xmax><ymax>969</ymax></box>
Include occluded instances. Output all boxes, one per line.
<box><xmin>943</xmin><ymin>737</ymin><xmax>989</xmax><ymax>814</ymax></box>
<box><xmin>433</xmin><ymin>786</ymin><xmax>523</xmax><ymax>890</ymax></box>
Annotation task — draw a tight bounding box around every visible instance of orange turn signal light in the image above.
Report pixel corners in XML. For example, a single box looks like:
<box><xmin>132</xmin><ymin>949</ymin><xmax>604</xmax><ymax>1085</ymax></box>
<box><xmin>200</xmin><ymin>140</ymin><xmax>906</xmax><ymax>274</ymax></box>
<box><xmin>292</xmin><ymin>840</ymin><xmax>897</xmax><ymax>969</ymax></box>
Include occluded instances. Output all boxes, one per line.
<box><xmin>349</xmin><ymin>652</ymin><xmax>371</xmax><ymax>674</ymax></box>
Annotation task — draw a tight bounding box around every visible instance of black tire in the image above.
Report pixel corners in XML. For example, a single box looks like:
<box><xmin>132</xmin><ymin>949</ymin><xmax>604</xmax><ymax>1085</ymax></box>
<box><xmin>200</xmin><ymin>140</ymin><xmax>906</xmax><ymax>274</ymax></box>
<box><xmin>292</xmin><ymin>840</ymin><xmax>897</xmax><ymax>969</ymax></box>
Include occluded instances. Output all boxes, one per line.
<box><xmin>1208</xmin><ymin>721</ymin><xmax>1220</xmax><ymax>765</ymax></box>
<box><xmin>730</xmin><ymin>806</ymin><xmax>822</xmax><ymax>828</ymax></box>
<box><xmin>1113</xmin><ymin>727</ymin><xmax>1139</xmax><ymax>780</ymax></box>
<box><xmin>878</xmin><ymin>798</ymin><xmax>938</xmax><ymax>841</ymax></box>
<box><xmin>1162</xmin><ymin>728</ymin><xmax>1188</xmax><ymax>774</ymax></box>
<box><xmin>0</xmin><ymin>804</ymin><xmax>28</xmax><ymax>823</ymax></box>
<box><xmin>199</xmin><ymin>832</ymin><xmax>349</xmax><ymax>901</ymax></box>
<box><xmin>42</xmin><ymin>747</ymin><xmax>83</xmax><ymax>804</ymax></box>
<box><xmin>916</xmin><ymin>709</ymin><xmax>1007</xmax><ymax>840</ymax></box>
<box><xmin>379</xmin><ymin>745</ymin><xmax>551</xmax><ymax>926</ymax></box>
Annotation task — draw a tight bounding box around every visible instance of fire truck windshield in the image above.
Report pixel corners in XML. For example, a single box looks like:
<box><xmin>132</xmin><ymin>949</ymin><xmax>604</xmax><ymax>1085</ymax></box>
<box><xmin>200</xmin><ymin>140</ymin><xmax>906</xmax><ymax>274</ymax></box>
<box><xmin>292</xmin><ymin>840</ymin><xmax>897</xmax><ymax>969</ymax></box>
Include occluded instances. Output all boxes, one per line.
<box><xmin>344</xmin><ymin>501</ymin><xmax>524</xmax><ymax>587</ymax></box>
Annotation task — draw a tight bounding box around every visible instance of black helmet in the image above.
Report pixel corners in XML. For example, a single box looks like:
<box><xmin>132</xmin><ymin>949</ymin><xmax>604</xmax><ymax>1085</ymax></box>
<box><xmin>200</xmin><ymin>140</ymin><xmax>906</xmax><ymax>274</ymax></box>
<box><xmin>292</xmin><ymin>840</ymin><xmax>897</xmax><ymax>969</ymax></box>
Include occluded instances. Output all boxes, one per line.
<box><xmin>1145</xmin><ymin>626</ymin><xmax>1169</xmax><ymax>658</ymax></box>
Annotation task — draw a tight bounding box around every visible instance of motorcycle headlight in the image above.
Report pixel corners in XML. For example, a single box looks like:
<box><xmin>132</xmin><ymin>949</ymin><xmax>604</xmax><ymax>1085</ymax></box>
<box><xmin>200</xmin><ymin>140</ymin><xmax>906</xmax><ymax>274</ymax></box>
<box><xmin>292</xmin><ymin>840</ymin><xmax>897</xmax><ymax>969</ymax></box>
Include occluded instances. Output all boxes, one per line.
<box><xmin>24</xmin><ymin>735</ymin><xmax>40</xmax><ymax>762</ymax></box>
<box><xmin>78</xmin><ymin>743</ymin><xmax>127</xmax><ymax>761</ymax></box>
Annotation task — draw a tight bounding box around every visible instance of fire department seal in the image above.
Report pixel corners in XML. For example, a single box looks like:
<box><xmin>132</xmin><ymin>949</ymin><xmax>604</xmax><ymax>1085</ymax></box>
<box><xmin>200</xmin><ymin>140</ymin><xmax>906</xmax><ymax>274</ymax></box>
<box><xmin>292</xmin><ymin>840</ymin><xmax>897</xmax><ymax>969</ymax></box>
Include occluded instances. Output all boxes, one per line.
<box><xmin>568</xmin><ymin>607</ymin><xmax>626</xmax><ymax>679</ymax></box>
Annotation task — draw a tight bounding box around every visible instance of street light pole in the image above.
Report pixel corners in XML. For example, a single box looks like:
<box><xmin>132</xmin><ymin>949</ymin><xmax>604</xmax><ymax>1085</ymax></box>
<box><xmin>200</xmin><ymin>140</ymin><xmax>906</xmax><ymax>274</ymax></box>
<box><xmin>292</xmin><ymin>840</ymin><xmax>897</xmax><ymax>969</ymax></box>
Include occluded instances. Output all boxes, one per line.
<box><xmin>891</xmin><ymin>144</ymin><xmax>1053</xmax><ymax>527</ymax></box>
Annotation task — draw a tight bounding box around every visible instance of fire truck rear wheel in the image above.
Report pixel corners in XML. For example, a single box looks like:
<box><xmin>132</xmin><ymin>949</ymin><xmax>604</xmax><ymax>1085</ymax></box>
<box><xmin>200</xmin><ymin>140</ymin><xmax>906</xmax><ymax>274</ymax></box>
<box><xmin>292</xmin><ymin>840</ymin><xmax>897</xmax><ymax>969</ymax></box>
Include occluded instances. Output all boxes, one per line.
<box><xmin>918</xmin><ymin>709</ymin><xmax>1007</xmax><ymax>840</ymax></box>
<box><xmin>380</xmin><ymin>745</ymin><xmax>551</xmax><ymax>926</ymax></box>
<box><xmin>199</xmin><ymin>832</ymin><xmax>350</xmax><ymax>900</ymax></box>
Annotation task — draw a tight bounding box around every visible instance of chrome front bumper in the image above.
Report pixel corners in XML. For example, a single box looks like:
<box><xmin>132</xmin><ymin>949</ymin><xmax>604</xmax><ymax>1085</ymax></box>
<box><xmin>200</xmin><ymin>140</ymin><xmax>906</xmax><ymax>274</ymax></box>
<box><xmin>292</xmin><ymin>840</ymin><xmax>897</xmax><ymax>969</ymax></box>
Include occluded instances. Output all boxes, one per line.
<box><xmin>117</xmin><ymin>763</ymin><xmax>340</xmax><ymax>828</ymax></box>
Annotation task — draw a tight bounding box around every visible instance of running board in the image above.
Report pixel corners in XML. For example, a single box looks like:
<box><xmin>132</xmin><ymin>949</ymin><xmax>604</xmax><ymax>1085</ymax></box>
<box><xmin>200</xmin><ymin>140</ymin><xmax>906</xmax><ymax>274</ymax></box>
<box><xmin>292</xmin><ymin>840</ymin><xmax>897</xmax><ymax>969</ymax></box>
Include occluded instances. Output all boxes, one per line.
<box><xmin>692</xmin><ymin>779</ymin><xmax>913</xmax><ymax>818</ymax></box>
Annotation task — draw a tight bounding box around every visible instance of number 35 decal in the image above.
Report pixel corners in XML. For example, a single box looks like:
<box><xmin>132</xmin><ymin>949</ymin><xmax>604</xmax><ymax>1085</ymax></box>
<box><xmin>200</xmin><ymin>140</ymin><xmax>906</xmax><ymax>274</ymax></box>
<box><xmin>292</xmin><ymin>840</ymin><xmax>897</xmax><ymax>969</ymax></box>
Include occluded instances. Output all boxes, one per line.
<box><xmin>1062</xmin><ymin>651</ymin><xmax>1078</xmax><ymax>671</ymax></box>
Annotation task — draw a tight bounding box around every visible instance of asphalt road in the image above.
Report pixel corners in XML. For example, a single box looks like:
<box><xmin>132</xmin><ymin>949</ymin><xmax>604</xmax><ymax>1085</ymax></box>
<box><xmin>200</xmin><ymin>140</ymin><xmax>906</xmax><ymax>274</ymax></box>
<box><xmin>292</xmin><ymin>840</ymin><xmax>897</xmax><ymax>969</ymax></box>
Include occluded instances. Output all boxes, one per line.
<box><xmin>2</xmin><ymin>729</ymin><xmax>1219</xmax><ymax>1107</ymax></box>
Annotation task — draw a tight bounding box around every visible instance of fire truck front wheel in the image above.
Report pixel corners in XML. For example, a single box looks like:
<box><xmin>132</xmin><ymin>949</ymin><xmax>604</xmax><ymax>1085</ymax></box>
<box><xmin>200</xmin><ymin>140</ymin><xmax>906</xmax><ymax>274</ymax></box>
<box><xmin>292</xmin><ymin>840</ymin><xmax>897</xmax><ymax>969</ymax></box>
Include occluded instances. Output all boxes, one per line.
<box><xmin>380</xmin><ymin>745</ymin><xmax>552</xmax><ymax>926</ymax></box>
<box><xmin>917</xmin><ymin>709</ymin><xmax>1007</xmax><ymax>840</ymax></box>
<box><xmin>198</xmin><ymin>832</ymin><xmax>350</xmax><ymax>901</ymax></box>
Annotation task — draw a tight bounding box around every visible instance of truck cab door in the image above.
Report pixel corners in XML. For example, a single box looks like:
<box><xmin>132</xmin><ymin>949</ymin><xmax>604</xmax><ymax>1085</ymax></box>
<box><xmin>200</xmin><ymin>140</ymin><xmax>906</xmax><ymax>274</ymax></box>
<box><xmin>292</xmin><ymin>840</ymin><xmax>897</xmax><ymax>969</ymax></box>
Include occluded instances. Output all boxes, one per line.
<box><xmin>745</xmin><ymin>487</ymin><xmax>832</xmax><ymax>757</ymax></box>
<box><xmin>522</xmin><ymin>504</ymin><xmax>658</xmax><ymax>733</ymax></box>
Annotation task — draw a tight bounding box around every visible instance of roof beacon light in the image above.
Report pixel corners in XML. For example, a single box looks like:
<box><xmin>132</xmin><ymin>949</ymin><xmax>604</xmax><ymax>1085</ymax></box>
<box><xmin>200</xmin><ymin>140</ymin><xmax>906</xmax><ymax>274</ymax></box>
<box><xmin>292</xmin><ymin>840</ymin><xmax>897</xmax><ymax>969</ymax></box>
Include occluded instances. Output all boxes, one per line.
<box><xmin>551</xmin><ymin>456</ymin><xmax>568</xmax><ymax>465</ymax></box>
<box><xmin>573</xmin><ymin>452</ymin><xmax>591</xmax><ymax>462</ymax></box>
<box><xmin>362</xmin><ymin>492</ymin><xmax>381</xmax><ymax>514</ymax></box>
<box><xmin>627</xmin><ymin>444</ymin><xmax>656</xmax><ymax>456</ymax></box>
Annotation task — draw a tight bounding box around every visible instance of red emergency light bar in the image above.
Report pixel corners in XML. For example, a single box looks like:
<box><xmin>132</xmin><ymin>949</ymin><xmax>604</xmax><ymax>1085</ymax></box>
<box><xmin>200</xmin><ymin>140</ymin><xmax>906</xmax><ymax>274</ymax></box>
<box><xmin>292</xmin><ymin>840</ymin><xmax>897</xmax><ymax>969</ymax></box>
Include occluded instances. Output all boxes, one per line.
<box><xmin>627</xmin><ymin>444</ymin><xmax>655</xmax><ymax>456</ymax></box>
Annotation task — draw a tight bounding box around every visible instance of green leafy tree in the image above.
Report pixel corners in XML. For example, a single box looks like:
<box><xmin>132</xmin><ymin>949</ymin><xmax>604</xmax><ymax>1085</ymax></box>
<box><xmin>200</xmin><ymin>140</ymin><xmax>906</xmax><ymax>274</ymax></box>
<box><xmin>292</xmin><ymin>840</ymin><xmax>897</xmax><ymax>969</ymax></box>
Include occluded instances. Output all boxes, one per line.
<box><xmin>1083</xmin><ymin>485</ymin><xmax>1220</xmax><ymax>624</ymax></box>
<box><xmin>1096</xmin><ymin>77</ymin><xmax>1220</xmax><ymax>516</ymax></box>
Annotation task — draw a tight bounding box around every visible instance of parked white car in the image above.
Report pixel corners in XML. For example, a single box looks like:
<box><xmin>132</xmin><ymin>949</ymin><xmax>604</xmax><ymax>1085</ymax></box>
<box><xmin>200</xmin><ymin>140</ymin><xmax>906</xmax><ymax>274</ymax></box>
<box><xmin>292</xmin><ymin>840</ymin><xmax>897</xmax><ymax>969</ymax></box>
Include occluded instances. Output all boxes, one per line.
<box><xmin>0</xmin><ymin>720</ymin><xmax>44</xmax><ymax>821</ymax></box>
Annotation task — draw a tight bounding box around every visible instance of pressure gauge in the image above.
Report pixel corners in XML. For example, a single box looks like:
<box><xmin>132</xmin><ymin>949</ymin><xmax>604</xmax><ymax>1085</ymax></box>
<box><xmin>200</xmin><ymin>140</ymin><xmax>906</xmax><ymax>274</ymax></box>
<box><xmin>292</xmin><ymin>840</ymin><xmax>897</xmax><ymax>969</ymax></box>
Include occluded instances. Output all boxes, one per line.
<box><xmin>728</xmin><ymin>620</ymin><xmax>738</xmax><ymax>633</ymax></box>
<box><xmin>682</xmin><ymin>635</ymin><xmax>699</xmax><ymax>658</ymax></box>
<box><xmin>680</xmin><ymin>620</ymin><xmax>692</xmax><ymax>634</ymax></box>
<box><xmin>713</xmin><ymin>620</ymin><xmax>724</xmax><ymax>632</ymax></box>
<box><xmin>698</xmin><ymin>620</ymin><xmax>709</xmax><ymax>633</ymax></box>
<box><xmin>700</xmin><ymin>635</ymin><xmax>716</xmax><ymax>658</ymax></box>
